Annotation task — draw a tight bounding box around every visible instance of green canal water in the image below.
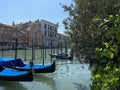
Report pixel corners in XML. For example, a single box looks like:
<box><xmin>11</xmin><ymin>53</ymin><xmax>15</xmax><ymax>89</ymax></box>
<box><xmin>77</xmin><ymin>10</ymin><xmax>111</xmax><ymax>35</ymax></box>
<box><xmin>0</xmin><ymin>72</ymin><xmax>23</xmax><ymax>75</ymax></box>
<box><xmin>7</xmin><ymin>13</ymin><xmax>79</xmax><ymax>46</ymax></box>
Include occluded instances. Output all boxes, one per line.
<box><xmin>0</xmin><ymin>49</ymin><xmax>91</xmax><ymax>90</ymax></box>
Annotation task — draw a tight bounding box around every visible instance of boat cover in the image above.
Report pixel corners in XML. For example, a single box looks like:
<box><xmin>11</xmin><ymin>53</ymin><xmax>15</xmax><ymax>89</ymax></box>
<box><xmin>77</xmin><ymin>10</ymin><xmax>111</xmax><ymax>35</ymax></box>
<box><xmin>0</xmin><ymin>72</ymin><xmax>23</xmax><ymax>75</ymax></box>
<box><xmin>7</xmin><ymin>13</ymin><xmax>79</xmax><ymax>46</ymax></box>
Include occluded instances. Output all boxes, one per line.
<box><xmin>0</xmin><ymin>68</ymin><xmax>28</xmax><ymax>76</ymax></box>
<box><xmin>23</xmin><ymin>64</ymin><xmax>51</xmax><ymax>69</ymax></box>
<box><xmin>0</xmin><ymin>57</ymin><xmax>25</xmax><ymax>67</ymax></box>
<box><xmin>0</xmin><ymin>57</ymin><xmax>52</xmax><ymax>70</ymax></box>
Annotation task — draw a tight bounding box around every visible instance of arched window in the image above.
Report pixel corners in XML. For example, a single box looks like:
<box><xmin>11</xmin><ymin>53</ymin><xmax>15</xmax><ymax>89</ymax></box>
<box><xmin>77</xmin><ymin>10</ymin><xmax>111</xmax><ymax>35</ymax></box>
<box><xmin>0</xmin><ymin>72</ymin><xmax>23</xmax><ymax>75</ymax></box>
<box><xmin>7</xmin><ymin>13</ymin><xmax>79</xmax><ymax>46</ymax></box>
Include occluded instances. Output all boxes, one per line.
<box><xmin>44</xmin><ymin>31</ymin><xmax>46</xmax><ymax>36</ymax></box>
<box><xmin>44</xmin><ymin>24</ymin><xmax>47</xmax><ymax>29</ymax></box>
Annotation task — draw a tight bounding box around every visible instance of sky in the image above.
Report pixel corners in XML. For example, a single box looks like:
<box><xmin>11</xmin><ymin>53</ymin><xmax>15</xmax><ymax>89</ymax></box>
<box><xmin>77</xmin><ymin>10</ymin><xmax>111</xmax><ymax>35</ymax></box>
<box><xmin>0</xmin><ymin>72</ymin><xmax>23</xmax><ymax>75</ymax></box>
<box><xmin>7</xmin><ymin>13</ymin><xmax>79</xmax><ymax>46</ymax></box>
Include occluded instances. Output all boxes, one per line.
<box><xmin>0</xmin><ymin>0</ymin><xmax>72</xmax><ymax>34</ymax></box>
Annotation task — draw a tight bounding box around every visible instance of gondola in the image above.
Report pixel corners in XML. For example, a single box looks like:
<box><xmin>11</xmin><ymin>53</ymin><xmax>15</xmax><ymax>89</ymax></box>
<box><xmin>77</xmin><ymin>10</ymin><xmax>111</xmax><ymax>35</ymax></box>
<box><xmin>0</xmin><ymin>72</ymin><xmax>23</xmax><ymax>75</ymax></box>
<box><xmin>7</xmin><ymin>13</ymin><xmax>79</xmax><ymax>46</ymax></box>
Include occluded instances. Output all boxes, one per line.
<box><xmin>49</xmin><ymin>52</ymin><xmax>73</xmax><ymax>60</ymax></box>
<box><xmin>0</xmin><ymin>65</ymin><xmax>33</xmax><ymax>81</ymax></box>
<box><xmin>0</xmin><ymin>57</ymin><xmax>55</xmax><ymax>73</ymax></box>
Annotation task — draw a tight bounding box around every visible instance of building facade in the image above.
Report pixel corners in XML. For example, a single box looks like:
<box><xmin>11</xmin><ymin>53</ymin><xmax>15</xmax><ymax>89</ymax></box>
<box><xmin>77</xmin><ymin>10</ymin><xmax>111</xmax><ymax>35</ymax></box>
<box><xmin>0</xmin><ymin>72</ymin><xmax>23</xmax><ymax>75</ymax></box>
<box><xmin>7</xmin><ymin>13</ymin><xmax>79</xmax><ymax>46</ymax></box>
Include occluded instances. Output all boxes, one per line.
<box><xmin>15</xmin><ymin>20</ymin><xmax>42</xmax><ymax>48</ymax></box>
<box><xmin>40</xmin><ymin>20</ymin><xmax>58</xmax><ymax>48</ymax></box>
<box><xmin>16</xmin><ymin>19</ymin><xmax>58</xmax><ymax>48</ymax></box>
<box><xmin>0</xmin><ymin>19</ymin><xmax>71</xmax><ymax>50</ymax></box>
<box><xmin>0</xmin><ymin>23</ymin><xmax>27</xmax><ymax>50</ymax></box>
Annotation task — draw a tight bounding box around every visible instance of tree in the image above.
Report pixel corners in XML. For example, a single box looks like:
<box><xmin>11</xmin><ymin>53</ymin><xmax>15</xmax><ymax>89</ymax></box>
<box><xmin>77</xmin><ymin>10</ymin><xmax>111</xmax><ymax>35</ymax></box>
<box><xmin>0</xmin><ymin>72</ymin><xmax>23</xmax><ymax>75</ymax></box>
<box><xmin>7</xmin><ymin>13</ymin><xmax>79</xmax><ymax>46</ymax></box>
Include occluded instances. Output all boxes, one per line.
<box><xmin>62</xmin><ymin>0</ymin><xmax>120</xmax><ymax>62</ymax></box>
<box><xmin>62</xmin><ymin>0</ymin><xmax>120</xmax><ymax>89</ymax></box>
<box><xmin>91</xmin><ymin>14</ymin><xmax>120</xmax><ymax>90</ymax></box>
<box><xmin>62</xmin><ymin>0</ymin><xmax>98</xmax><ymax>61</ymax></box>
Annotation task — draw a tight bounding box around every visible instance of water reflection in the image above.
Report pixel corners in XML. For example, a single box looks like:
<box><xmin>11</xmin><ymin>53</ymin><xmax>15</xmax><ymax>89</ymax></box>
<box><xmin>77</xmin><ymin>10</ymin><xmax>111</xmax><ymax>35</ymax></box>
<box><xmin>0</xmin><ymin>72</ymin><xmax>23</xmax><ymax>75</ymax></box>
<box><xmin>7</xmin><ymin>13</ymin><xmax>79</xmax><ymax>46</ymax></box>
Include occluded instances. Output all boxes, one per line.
<box><xmin>0</xmin><ymin>49</ymin><xmax>91</xmax><ymax>90</ymax></box>
<box><xmin>73</xmin><ymin>83</ymin><xmax>89</xmax><ymax>90</ymax></box>
<box><xmin>0</xmin><ymin>81</ymin><xmax>27</xmax><ymax>90</ymax></box>
<box><xmin>34</xmin><ymin>74</ymin><xmax>57</xmax><ymax>90</ymax></box>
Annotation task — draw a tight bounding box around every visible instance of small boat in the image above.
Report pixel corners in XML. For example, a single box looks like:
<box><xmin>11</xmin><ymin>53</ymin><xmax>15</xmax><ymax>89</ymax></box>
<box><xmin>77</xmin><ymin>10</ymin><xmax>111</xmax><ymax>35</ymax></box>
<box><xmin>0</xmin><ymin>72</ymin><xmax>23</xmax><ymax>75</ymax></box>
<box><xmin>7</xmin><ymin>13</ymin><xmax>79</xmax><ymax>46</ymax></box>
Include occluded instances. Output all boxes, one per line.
<box><xmin>0</xmin><ymin>66</ymin><xmax>33</xmax><ymax>81</ymax></box>
<box><xmin>0</xmin><ymin>57</ymin><xmax>55</xmax><ymax>73</ymax></box>
<box><xmin>49</xmin><ymin>52</ymin><xmax>73</xmax><ymax>60</ymax></box>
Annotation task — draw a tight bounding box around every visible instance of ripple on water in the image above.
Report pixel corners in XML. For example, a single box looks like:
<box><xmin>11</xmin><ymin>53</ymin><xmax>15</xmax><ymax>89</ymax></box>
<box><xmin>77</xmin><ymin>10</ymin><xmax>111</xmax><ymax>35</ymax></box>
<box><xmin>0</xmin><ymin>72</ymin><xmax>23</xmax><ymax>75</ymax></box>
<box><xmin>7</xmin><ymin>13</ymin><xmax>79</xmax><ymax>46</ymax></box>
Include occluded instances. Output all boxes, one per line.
<box><xmin>1</xmin><ymin>49</ymin><xmax>91</xmax><ymax>90</ymax></box>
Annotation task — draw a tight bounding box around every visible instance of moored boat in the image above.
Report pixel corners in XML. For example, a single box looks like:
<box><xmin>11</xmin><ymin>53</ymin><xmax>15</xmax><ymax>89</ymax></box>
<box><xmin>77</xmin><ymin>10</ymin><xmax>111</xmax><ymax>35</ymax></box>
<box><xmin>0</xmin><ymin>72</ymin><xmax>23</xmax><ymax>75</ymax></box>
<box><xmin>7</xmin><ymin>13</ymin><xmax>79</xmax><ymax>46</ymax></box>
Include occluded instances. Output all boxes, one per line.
<box><xmin>49</xmin><ymin>52</ymin><xmax>73</xmax><ymax>60</ymax></box>
<box><xmin>0</xmin><ymin>67</ymin><xmax>33</xmax><ymax>81</ymax></box>
<box><xmin>0</xmin><ymin>57</ymin><xmax>56</xmax><ymax>73</ymax></box>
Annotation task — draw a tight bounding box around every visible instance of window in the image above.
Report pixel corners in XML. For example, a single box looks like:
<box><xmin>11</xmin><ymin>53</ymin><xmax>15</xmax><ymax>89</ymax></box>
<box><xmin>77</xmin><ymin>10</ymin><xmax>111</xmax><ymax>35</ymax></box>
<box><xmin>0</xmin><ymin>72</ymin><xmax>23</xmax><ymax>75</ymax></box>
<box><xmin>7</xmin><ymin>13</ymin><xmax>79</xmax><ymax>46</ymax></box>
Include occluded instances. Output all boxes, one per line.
<box><xmin>55</xmin><ymin>27</ymin><xmax>57</xmax><ymax>31</ymax></box>
<box><xmin>44</xmin><ymin>31</ymin><xmax>46</xmax><ymax>36</ymax></box>
<box><xmin>50</xmin><ymin>26</ymin><xmax>52</xmax><ymax>30</ymax></box>
<box><xmin>48</xmin><ymin>25</ymin><xmax>49</xmax><ymax>29</ymax></box>
<box><xmin>55</xmin><ymin>33</ymin><xmax>56</xmax><ymax>37</ymax></box>
<box><xmin>44</xmin><ymin>24</ymin><xmax>46</xmax><ymax>29</ymax></box>
<box><xmin>48</xmin><ymin>31</ymin><xmax>49</xmax><ymax>36</ymax></box>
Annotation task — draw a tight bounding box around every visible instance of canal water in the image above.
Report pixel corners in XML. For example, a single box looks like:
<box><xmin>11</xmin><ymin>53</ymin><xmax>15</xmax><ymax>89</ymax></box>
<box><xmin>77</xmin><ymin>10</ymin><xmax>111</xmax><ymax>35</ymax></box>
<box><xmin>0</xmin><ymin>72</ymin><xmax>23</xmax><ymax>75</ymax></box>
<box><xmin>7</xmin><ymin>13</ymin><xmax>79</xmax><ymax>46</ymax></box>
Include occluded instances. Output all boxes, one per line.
<box><xmin>0</xmin><ymin>49</ymin><xmax>91</xmax><ymax>90</ymax></box>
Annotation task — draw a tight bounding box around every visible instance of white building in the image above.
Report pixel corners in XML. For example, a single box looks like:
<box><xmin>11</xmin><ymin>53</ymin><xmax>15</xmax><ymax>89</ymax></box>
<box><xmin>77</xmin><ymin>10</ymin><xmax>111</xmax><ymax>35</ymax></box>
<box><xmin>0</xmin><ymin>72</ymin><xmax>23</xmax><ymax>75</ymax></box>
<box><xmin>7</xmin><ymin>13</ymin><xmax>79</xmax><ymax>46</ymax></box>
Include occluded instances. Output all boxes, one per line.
<box><xmin>15</xmin><ymin>19</ymin><xmax>58</xmax><ymax>48</ymax></box>
<box><xmin>40</xmin><ymin>20</ymin><xmax>58</xmax><ymax>48</ymax></box>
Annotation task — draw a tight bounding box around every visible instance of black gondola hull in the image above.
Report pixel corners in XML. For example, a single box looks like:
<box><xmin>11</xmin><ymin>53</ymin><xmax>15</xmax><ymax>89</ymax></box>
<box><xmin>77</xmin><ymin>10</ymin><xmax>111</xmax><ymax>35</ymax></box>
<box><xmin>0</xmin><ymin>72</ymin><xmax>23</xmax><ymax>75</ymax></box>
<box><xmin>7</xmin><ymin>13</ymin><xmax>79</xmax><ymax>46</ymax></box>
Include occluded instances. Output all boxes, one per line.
<box><xmin>12</xmin><ymin>60</ymin><xmax>56</xmax><ymax>73</ymax></box>
<box><xmin>0</xmin><ymin>68</ymin><xmax>33</xmax><ymax>81</ymax></box>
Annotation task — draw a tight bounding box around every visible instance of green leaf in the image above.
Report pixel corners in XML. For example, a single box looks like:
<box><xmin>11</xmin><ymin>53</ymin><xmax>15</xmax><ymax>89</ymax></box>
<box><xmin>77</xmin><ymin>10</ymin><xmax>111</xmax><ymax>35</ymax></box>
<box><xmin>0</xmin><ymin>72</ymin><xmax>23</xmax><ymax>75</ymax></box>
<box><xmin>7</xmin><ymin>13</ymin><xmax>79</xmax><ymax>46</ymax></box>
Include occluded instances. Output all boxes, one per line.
<box><xmin>104</xmin><ymin>43</ymin><xmax>109</xmax><ymax>48</ymax></box>
<box><xmin>108</xmin><ymin>52</ymin><xmax>114</xmax><ymax>59</ymax></box>
<box><xmin>95</xmin><ymin>74</ymin><xmax>101</xmax><ymax>79</ymax></box>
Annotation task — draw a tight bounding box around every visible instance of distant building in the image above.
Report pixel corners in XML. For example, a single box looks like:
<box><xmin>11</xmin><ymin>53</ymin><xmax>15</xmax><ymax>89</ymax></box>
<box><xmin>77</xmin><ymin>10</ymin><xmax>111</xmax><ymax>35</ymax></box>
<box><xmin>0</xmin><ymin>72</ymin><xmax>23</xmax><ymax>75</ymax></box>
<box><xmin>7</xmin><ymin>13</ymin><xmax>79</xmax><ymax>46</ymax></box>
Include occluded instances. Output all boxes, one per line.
<box><xmin>57</xmin><ymin>33</ymin><xmax>71</xmax><ymax>48</ymax></box>
<box><xmin>0</xmin><ymin>23</ymin><xmax>27</xmax><ymax>50</ymax></box>
<box><xmin>15</xmin><ymin>19</ymin><xmax>58</xmax><ymax>48</ymax></box>
<box><xmin>15</xmin><ymin>20</ymin><xmax>42</xmax><ymax>48</ymax></box>
<box><xmin>0</xmin><ymin>19</ymin><xmax>71</xmax><ymax>50</ymax></box>
<box><xmin>40</xmin><ymin>20</ymin><xmax>58</xmax><ymax>48</ymax></box>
